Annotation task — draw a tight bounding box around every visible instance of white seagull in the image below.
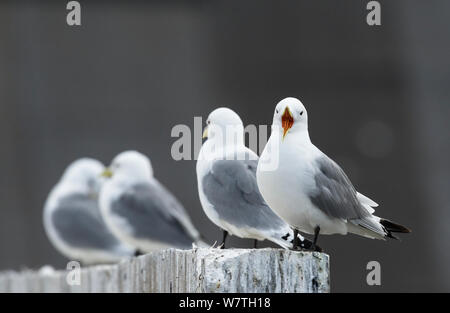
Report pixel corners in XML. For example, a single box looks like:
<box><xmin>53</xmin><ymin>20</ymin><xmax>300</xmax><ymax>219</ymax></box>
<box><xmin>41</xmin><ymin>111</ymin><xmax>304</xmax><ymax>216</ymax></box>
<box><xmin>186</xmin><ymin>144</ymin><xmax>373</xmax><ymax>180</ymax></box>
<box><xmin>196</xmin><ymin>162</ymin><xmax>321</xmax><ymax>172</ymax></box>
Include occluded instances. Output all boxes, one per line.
<box><xmin>196</xmin><ymin>107</ymin><xmax>319</xmax><ymax>250</ymax></box>
<box><xmin>99</xmin><ymin>150</ymin><xmax>206</xmax><ymax>253</ymax></box>
<box><xmin>43</xmin><ymin>158</ymin><xmax>135</xmax><ymax>265</ymax></box>
<box><xmin>257</xmin><ymin>97</ymin><xmax>410</xmax><ymax>250</ymax></box>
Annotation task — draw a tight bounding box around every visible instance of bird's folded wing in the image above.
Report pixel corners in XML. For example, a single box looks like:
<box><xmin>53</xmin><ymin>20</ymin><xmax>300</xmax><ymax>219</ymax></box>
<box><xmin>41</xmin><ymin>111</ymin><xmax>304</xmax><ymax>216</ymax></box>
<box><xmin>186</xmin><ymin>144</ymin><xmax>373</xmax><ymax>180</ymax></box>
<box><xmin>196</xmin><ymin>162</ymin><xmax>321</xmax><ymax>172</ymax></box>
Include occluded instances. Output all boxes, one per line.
<box><xmin>110</xmin><ymin>183</ymin><xmax>197</xmax><ymax>247</ymax></box>
<box><xmin>309</xmin><ymin>156</ymin><xmax>372</xmax><ymax>220</ymax></box>
<box><xmin>52</xmin><ymin>194</ymin><xmax>121</xmax><ymax>250</ymax></box>
<box><xmin>203</xmin><ymin>158</ymin><xmax>286</xmax><ymax>231</ymax></box>
<box><xmin>357</xmin><ymin>192</ymin><xmax>379</xmax><ymax>208</ymax></box>
<box><xmin>151</xmin><ymin>180</ymin><xmax>201</xmax><ymax>240</ymax></box>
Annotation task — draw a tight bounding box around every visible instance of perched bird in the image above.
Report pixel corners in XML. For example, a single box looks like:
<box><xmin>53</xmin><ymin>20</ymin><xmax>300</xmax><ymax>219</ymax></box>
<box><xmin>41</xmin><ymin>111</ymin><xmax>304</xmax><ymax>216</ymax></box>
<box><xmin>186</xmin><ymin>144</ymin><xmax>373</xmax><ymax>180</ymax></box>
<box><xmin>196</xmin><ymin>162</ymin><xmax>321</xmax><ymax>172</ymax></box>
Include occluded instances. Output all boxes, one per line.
<box><xmin>99</xmin><ymin>150</ymin><xmax>205</xmax><ymax>253</ymax></box>
<box><xmin>43</xmin><ymin>158</ymin><xmax>135</xmax><ymax>265</ymax></box>
<box><xmin>196</xmin><ymin>107</ymin><xmax>319</xmax><ymax>250</ymax></box>
<box><xmin>257</xmin><ymin>97</ymin><xmax>411</xmax><ymax>250</ymax></box>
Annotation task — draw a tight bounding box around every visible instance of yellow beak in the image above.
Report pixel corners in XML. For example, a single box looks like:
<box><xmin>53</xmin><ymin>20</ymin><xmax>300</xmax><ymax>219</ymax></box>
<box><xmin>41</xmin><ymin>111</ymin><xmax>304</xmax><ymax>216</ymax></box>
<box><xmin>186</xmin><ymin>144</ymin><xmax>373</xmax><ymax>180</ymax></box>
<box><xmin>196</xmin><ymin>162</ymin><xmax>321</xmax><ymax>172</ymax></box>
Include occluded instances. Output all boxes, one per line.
<box><xmin>202</xmin><ymin>126</ymin><xmax>209</xmax><ymax>139</ymax></box>
<box><xmin>101</xmin><ymin>168</ymin><xmax>113</xmax><ymax>178</ymax></box>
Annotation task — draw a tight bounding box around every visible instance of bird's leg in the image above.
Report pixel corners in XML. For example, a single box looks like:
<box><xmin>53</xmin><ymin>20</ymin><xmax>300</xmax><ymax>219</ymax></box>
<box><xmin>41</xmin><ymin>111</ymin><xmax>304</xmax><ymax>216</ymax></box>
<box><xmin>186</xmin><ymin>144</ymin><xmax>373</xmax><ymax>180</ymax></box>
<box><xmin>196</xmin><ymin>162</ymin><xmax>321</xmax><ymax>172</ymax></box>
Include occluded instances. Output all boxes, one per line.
<box><xmin>253</xmin><ymin>239</ymin><xmax>258</xmax><ymax>249</ymax></box>
<box><xmin>292</xmin><ymin>228</ymin><xmax>300</xmax><ymax>250</ymax></box>
<box><xmin>311</xmin><ymin>226</ymin><xmax>320</xmax><ymax>251</ymax></box>
<box><xmin>220</xmin><ymin>230</ymin><xmax>228</xmax><ymax>249</ymax></box>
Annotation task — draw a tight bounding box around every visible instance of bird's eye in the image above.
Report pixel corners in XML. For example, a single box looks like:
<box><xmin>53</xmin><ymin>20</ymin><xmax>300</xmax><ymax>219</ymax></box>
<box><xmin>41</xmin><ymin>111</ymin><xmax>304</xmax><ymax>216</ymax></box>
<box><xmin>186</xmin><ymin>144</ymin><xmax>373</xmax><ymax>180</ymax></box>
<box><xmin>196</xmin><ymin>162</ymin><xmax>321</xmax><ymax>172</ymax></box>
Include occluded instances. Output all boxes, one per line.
<box><xmin>276</xmin><ymin>109</ymin><xmax>279</xmax><ymax>114</ymax></box>
<box><xmin>207</xmin><ymin>120</ymin><xmax>210</xmax><ymax>125</ymax></box>
<box><xmin>300</xmin><ymin>111</ymin><xmax>304</xmax><ymax>116</ymax></box>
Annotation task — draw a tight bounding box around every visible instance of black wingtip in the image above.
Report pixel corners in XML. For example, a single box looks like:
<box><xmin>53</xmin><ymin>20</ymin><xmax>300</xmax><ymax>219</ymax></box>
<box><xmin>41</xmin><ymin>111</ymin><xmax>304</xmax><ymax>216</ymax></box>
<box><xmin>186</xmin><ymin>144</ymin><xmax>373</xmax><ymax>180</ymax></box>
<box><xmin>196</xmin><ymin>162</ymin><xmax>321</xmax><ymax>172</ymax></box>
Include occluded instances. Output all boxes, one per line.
<box><xmin>385</xmin><ymin>232</ymin><xmax>400</xmax><ymax>240</ymax></box>
<box><xmin>380</xmin><ymin>218</ymin><xmax>411</xmax><ymax>235</ymax></box>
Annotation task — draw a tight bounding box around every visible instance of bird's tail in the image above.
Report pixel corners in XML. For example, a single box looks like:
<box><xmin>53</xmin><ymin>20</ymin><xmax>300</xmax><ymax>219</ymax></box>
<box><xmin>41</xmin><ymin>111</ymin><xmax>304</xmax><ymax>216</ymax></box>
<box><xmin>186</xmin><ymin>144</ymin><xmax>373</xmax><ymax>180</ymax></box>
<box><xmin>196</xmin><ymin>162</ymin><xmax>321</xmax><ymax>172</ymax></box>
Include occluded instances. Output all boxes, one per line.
<box><xmin>379</xmin><ymin>218</ymin><xmax>411</xmax><ymax>239</ymax></box>
<box><xmin>349</xmin><ymin>216</ymin><xmax>411</xmax><ymax>240</ymax></box>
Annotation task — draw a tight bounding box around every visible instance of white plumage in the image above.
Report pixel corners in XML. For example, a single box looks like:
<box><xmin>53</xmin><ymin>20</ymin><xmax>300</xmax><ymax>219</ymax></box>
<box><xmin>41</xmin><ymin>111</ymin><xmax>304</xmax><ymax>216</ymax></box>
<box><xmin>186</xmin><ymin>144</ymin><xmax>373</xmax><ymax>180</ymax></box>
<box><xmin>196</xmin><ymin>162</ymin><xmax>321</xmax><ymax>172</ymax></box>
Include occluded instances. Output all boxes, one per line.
<box><xmin>99</xmin><ymin>151</ymin><xmax>206</xmax><ymax>253</ymax></box>
<box><xmin>197</xmin><ymin>107</ymin><xmax>317</xmax><ymax>250</ymax></box>
<box><xmin>43</xmin><ymin>158</ymin><xmax>135</xmax><ymax>264</ymax></box>
<box><xmin>257</xmin><ymin>97</ymin><xmax>410</xmax><ymax>247</ymax></box>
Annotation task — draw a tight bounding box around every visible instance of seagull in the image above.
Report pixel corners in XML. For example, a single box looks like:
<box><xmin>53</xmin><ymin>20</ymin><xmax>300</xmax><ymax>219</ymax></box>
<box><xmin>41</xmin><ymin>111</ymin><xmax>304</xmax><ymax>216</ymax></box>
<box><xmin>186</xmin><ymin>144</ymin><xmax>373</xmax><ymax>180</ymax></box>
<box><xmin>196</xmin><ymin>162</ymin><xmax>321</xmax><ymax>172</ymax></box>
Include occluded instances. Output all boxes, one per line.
<box><xmin>43</xmin><ymin>158</ymin><xmax>135</xmax><ymax>265</ymax></box>
<box><xmin>99</xmin><ymin>150</ymin><xmax>206</xmax><ymax>253</ymax></box>
<box><xmin>257</xmin><ymin>97</ymin><xmax>411</xmax><ymax>250</ymax></box>
<box><xmin>196</xmin><ymin>107</ymin><xmax>319</xmax><ymax>251</ymax></box>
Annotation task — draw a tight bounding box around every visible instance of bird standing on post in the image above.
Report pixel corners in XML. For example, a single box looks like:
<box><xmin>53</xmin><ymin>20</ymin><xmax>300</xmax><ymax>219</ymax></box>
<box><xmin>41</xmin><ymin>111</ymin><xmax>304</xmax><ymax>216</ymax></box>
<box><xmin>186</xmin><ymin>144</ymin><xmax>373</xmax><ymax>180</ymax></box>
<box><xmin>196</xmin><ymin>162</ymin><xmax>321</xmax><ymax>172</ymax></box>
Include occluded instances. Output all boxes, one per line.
<box><xmin>99</xmin><ymin>151</ymin><xmax>206</xmax><ymax>254</ymax></box>
<box><xmin>257</xmin><ymin>97</ymin><xmax>410</xmax><ymax>250</ymax></box>
<box><xmin>43</xmin><ymin>158</ymin><xmax>135</xmax><ymax>265</ymax></box>
<box><xmin>196</xmin><ymin>107</ymin><xmax>319</xmax><ymax>250</ymax></box>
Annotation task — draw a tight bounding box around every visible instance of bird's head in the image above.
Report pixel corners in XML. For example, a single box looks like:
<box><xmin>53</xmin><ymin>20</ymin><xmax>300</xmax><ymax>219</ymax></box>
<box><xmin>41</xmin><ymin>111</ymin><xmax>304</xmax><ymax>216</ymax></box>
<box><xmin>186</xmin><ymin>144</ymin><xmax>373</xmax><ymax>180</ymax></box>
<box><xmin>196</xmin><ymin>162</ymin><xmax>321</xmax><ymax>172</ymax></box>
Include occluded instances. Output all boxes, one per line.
<box><xmin>202</xmin><ymin>107</ymin><xmax>244</xmax><ymax>145</ymax></box>
<box><xmin>272</xmin><ymin>97</ymin><xmax>308</xmax><ymax>140</ymax></box>
<box><xmin>102</xmin><ymin>150</ymin><xmax>153</xmax><ymax>182</ymax></box>
<box><xmin>61</xmin><ymin>158</ymin><xmax>104</xmax><ymax>195</ymax></box>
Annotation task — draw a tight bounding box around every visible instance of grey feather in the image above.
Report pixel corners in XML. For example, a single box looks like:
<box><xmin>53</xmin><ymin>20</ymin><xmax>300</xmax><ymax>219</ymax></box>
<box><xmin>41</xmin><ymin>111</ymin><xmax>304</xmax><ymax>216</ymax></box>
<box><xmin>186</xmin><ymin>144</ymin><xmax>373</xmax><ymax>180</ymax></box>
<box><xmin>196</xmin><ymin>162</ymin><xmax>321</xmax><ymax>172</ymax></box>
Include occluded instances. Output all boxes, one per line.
<box><xmin>52</xmin><ymin>194</ymin><xmax>123</xmax><ymax>251</ymax></box>
<box><xmin>110</xmin><ymin>182</ymin><xmax>197</xmax><ymax>248</ymax></box>
<box><xmin>202</xmin><ymin>157</ymin><xmax>287</xmax><ymax>232</ymax></box>
<box><xmin>310</xmin><ymin>156</ymin><xmax>371</xmax><ymax>220</ymax></box>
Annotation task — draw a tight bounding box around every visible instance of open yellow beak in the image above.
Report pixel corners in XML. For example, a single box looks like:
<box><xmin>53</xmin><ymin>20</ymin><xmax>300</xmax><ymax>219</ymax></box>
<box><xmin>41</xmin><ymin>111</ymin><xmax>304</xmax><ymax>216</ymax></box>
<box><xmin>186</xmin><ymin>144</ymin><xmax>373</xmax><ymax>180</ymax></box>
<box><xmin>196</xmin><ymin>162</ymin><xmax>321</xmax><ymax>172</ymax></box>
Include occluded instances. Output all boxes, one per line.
<box><xmin>202</xmin><ymin>126</ymin><xmax>209</xmax><ymax>139</ymax></box>
<box><xmin>101</xmin><ymin>168</ymin><xmax>113</xmax><ymax>178</ymax></box>
<box><xmin>281</xmin><ymin>107</ymin><xmax>294</xmax><ymax>140</ymax></box>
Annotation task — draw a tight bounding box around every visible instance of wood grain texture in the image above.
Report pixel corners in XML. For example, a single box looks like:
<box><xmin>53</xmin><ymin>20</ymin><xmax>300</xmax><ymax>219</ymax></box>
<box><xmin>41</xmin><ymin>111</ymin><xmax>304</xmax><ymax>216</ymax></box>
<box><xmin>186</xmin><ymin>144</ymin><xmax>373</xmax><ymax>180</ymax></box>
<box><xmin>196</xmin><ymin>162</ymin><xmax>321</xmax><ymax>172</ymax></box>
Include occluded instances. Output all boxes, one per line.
<box><xmin>0</xmin><ymin>248</ymin><xmax>329</xmax><ymax>293</ymax></box>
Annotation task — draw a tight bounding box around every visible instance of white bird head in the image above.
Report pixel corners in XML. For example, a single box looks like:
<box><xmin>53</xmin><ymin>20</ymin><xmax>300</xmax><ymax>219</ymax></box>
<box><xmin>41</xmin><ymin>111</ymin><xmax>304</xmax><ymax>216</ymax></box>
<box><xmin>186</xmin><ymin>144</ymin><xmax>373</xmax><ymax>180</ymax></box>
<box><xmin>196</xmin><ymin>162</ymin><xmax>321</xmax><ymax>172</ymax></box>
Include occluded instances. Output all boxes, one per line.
<box><xmin>202</xmin><ymin>107</ymin><xmax>244</xmax><ymax>144</ymax></box>
<box><xmin>61</xmin><ymin>158</ymin><xmax>104</xmax><ymax>193</ymax></box>
<box><xmin>102</xmin><ymin>150</ymin><xmax>153</xmax><ymax>182</ymax></box>
<box><xmin>272</xmin><ymin>97</ymin><xmax>308</xmax><ymax>139</ymax></box>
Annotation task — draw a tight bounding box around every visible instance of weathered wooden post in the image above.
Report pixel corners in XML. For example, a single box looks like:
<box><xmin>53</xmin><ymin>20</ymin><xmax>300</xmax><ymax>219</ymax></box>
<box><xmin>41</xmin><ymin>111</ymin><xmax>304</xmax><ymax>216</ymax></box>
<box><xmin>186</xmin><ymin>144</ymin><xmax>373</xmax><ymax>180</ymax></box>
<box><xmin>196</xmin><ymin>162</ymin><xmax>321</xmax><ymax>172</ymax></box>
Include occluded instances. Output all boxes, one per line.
<box><xmin>0</xmin><ymin>248</ymin><xmax>329</xmax><ymax>293</ymax></box>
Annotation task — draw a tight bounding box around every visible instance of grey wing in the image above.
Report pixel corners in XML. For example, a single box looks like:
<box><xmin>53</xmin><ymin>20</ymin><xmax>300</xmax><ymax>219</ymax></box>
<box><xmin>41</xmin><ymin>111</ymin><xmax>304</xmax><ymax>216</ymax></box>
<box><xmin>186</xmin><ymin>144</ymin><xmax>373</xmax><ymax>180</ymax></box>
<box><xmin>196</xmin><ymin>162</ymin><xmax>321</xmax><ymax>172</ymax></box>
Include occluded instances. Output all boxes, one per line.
<box><xmin>52</xmin><ymin>194</ymin><xmax>123</xmax><ymax>251</ymax></box>
<box><xmin>152</xmin><ymin>180</ymin><xmax>200</xmax><ymax>240</ymax></box>
<box><xmin>110</xmin><ymin>183</ymin><xmax>196</xmax><ymax>248</ymax></box>
<box><xmin>309</xmin><ymin>156</ymin><xmax>371</xmax><ymax>220</ymax></box>
<box><xmin>202</xmin><ymin>158</ymin><xmax>287</xmax><ymax>231</ymax></box>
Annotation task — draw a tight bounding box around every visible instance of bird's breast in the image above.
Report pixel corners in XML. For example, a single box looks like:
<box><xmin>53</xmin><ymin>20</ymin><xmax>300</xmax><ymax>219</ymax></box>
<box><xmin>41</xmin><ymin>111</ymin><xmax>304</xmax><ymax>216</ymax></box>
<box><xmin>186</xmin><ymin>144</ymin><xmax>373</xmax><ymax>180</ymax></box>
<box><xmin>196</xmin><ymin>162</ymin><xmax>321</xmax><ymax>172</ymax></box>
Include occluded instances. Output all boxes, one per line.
<box><xmin>257</xmin><ymin>137</ymin><xmax>321</xmax><ymax>231</ymax></box>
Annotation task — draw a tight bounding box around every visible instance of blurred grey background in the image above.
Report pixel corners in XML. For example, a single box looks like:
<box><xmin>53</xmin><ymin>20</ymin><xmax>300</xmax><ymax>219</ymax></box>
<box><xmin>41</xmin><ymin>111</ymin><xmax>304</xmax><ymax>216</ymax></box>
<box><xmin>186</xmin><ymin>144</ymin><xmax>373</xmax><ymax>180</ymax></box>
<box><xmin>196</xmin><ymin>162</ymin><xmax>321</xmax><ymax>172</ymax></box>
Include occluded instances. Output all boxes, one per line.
<box><xmin>0</xmin><ymin>0</ymin><xmax>449</xmax><ymax>292</ymax></box>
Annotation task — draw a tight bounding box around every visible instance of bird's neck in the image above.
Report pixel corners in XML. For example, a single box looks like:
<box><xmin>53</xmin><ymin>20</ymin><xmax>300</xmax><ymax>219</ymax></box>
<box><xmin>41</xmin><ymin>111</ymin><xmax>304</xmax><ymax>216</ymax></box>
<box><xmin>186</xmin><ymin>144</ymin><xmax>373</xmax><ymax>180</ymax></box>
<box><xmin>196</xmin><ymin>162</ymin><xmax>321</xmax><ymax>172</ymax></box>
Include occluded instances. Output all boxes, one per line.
<box><xmin>293</xmin><ymin>128</ymin><xmax>311</xmax><ymax>144</ymax></box>
<box><xmin>200</xmin><ymin>136</ymin><xmax>246</xmax><ymax>160</ymax></box>
<box><xmin>271</xmin><ymin>126</ymin><xmax>311</xmax><ymax>145</ymax></box>
<box><xmin>54</xmin><ymin>181</ymin><xmax>91</xmax><ymax>199</ymax></box>
<box><xmin>112</xmin><ymin>172</ymin><xmax>152</xmax><ymax>188</ymax></box>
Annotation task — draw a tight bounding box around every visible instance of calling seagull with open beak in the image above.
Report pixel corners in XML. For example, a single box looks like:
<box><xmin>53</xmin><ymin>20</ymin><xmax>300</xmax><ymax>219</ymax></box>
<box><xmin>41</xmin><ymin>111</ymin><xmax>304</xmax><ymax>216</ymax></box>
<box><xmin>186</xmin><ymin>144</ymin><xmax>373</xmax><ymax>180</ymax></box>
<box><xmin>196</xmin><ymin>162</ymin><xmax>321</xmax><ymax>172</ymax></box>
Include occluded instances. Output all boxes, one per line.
<box><xmin>281</xmin><ymin>107</ymin><xmax>294</xmax><ymax>139</ymax></box>
<box><xmin>257</xmin><ymin>97</ymin><xmax>410</xmax><ymax>251</ymax></box>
